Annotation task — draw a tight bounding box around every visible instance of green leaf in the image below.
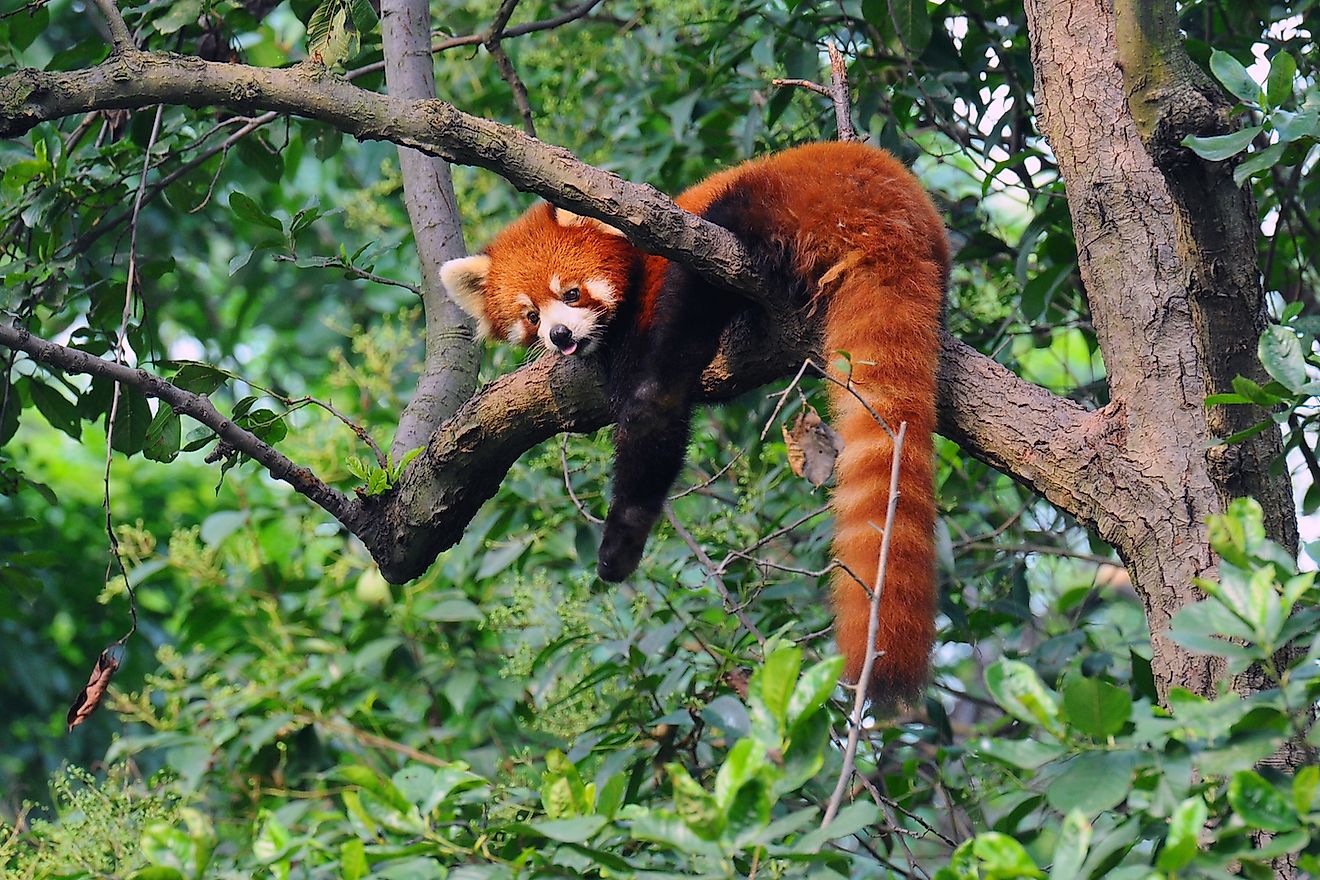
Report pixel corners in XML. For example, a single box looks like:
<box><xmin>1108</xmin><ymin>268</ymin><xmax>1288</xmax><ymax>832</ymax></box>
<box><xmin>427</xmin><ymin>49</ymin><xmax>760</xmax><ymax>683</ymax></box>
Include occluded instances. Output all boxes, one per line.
<box><xmin>785</xmin><ymin>655</ymin><xmax>843</xmax><ymax>727</ymax></box>
<box><xmin>340</xmin><ymin>839</ymin><xmax>368</xmax><ymax>880</ymax></box>
<box><xmin>1210</xmin><ymin>50</ymin><xmax>1260</xmax><ymax>103</ymax></box>
<box><xmin>229</xmin><ymin>192</ymin><xmax>282</xmax><ymax>231</ymax></box>
<box><xmin>1294</xmin><ymin>765</ymin><xmax>1319</xmax><ymax>815</ymax></box>
<box><xmin>143</xmin><ymin>406</ymin><xmax>182</xmax><ymax>463</ymax></box>
<box><xmin>713</xmin><ymin>737</ymin><xmax>766</xmax><ymax>810</ymax></box>
<box><xmin>1182</xmin><ymin>125</ymin><xmax>1260</xmax><ymax>161</ymax></box>
<box><xmin>887</xmin><ymin>0</ymin><xmax>931</xmax><ymax>55</ymax></box>
<box><xmin>28</xmin><ymin>379</ymin><xmax>80</xmax><ymax>440</ymax></box>
<box><xmin>527</xmin><ymin>815</ymin><xmax>609</xmax><ymax>843</ymax></box>
<box><xmin>109</xmin><ymin>389</ymin><xmax>152</xmax><ymax>457</ymax></box>
<box><xmin>153</xmin><ymin>0</ymin><xmax>202</xmax><ymax>35</ymax></box>
<box><xmin>973</xmin><ymin>737</ymin><xmax>1067</xmax><ymax>770</ymax></box>
<box><xmin>971</xmin><ymin>832</ymin><xmax>1044</xmax><ymax>879</ymax></box>
<box><xmin>749</xmin><ymin>643</ymin><xmax>801</xmax><ymax>732</ymax></box>
<box><xmin>1265</xmin><ymin>51</ymin><xmax>1297</xmax><ymax>107</ymax></box>
<box><xmin>1275</xmin><ymin>106</ymin><xmax>1319</xmax><ymax>143</ymax></box>
<box><xmin>795</xmin><ymin>800</ymin><xmax>881</xmax><ymax>852</ymax></box>
<box><xmin>1049</xmin><ymin>810</ymin><xmax>1091</xmax><ymax>880</ymax></box>
<box><xmin>1046</xmin><ymin>751</ymin><xmax>1138</xmax><ymax>815</ymax></box>
<box><xmin>1156</xmin><ymin>796</ymin><xmax>1207</xmax><ymax>872</ymax></box>
<box><xmin>1228</xmin><ymin>770</ymin><xmax>1297</xmax><ymax>831</ymax></box>
<box><xmin>667</xmin><ymin>763</ymin><xmax>723</xmax><ymax>838</ymax></box>
<box><xmin>170</xmin><ymin>362</ymin><xmax>228</xmax><ymax>395</ymax></box>
<box><xmin>984</xmin><ymin>659</ymin><xmax>1061</xmax><ymax>732</ymax></box>
<box><xmin>1061</xmin><ymin>676</ymin><xmax>1131</xmax><ymax>739</ymax></box>
<box><xmin>1233</xmin><ymin>141</ymin><xmax>1287</xmax><ymax>186</ymax></box>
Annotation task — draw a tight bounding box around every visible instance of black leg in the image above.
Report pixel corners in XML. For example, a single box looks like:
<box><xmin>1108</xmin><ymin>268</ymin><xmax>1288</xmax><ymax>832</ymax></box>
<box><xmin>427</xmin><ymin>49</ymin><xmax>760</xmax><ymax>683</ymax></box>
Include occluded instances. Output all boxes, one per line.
<box><xmin>597</xmin><ymin>265</ymin><xmax>738</xmax><ymax>581</ymax></box>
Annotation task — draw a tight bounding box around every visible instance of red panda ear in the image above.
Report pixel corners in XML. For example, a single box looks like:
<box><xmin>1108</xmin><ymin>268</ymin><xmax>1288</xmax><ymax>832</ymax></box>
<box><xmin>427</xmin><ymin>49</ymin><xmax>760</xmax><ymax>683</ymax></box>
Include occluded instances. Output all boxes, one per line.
<box><xmin>554</xmin><ymin>208</ymin><xmax>626</xmax><ymax>238</ymax></box>
<box><xmin>440</xmin><ymin>255</ymin><xmax>493</xmax><ymax>339</ymax></box>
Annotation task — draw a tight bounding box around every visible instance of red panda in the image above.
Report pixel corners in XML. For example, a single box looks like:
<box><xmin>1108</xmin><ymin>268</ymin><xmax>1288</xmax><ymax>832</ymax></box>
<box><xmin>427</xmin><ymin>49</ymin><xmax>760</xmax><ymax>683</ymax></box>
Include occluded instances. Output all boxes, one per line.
<box><xmin>442</xmin><ymin>142</ymin><xmax>948</xmax><ymax>702</ymax></box>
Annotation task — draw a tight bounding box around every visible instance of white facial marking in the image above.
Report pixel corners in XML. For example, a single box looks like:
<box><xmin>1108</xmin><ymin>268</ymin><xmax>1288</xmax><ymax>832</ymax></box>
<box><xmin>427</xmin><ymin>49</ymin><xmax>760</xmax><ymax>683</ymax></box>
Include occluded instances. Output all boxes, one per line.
<box><xmin>515</xmin><ymin>293</ymin><xmax>535</xmax><ymax>310</ymax></box>
<box><xmin>549</xmin><ymin>274</ymin><xmax>562</xmax><ymax>295</ymax></box>
<box><xmin>538</xmin><ymin>299</ymin><xmax>603</xmax><ymax>354</ymax></box>
<box><xmin>583</xmin><ymin>278</ymin><xmax>616</xmax><ymax>307</ymax></box>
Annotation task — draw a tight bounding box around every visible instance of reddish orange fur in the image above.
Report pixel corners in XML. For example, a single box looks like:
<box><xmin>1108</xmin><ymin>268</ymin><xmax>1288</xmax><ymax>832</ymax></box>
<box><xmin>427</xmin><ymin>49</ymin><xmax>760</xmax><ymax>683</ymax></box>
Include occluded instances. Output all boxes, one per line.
<box><xmin>471</xmin><ymin>143</ymin><xmax>947</xmax><ymax>700</ymax></box>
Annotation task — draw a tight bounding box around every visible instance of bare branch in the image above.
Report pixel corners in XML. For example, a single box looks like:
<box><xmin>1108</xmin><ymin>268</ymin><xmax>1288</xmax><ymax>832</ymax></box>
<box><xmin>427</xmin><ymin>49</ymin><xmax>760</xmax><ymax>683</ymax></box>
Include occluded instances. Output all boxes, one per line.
<box><xmin>664</xmin><ymin>504</ymin><xmax>766</xmax><ymax>647</ymax></box>
<box><xmin>823</xmin><ymin>421</ymin><xmax>907</xmax><ymax>828</ymax></box>
<box><xmin>90</xmin><ymin>0</ymin><xmax>135</xmax><ymax>53</ymax></box>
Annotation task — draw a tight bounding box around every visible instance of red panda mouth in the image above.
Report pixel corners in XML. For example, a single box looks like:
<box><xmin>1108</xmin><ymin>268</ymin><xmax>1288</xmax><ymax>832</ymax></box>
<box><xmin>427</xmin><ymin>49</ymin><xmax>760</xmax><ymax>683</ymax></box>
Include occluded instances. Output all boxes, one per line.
<box><xmin>560</xmin><ymin>342</ymin><xmax>579</xmax><ymax>356</ymax></box>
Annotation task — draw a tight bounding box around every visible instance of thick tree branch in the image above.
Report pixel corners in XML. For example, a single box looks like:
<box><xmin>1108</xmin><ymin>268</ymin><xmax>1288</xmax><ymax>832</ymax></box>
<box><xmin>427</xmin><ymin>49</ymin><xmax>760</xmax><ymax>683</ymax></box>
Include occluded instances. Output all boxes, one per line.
<box><xmin>0</xmin><ymin>49</ymin><xmax>1127</xmax><ymax>588</ymax></box>
<box><xmin>0</xmin><ymin>53</ymin><xmax>770</xmax><ymax>302</ymax></box>
<box><xmin>0</xmin><ymin>323</ymin><xmax>365</xmax><ymax>531</ymax></box>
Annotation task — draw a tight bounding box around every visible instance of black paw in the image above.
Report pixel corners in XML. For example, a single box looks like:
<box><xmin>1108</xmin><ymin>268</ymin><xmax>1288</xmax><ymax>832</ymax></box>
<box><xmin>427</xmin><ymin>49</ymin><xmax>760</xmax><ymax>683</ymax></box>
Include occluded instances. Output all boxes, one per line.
<box><xmin>597</xmin><ymin>506</ymin><xmax>658</xmax><ymax>582</ymax></box>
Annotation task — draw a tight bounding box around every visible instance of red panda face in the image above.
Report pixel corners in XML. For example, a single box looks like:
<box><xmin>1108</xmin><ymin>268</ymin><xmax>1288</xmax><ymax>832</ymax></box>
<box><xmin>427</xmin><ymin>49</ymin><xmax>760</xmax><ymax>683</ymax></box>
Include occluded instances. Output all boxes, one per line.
<box><xmin>441</xmin><ymin>204</ymin><xmax>635</xmax><ymax>357</ymax></box>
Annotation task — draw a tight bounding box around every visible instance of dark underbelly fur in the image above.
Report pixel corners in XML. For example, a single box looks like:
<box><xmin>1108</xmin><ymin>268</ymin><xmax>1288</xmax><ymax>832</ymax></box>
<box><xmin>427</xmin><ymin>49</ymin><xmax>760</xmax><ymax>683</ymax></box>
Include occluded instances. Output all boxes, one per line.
<box><xmin>596</xmin><ymin>189</ymin><xmax>800</xmax><ymax>582</ymax></box>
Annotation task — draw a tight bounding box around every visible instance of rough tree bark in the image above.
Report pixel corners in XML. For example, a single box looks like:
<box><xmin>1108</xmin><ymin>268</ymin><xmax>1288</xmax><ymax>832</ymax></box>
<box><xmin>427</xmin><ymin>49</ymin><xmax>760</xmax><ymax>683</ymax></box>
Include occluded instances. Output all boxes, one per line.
<box><xmin>380</xmin><ymin>0</ymin><xmax>479</xmax><ymax>457</ymax></box>
<box><xmin>1022</xmin><ymin>0</ymin><xmax>1297</xmax><ymax>713</ymax></box>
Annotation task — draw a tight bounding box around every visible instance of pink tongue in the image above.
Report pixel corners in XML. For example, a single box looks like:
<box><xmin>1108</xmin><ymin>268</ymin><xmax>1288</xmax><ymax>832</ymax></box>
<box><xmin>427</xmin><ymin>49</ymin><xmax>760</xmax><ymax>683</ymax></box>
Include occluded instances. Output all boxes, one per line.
<box><xmin>561</xmin><ymin>342</ymin><xmax>578</xmax><ymax>356</ymax></box>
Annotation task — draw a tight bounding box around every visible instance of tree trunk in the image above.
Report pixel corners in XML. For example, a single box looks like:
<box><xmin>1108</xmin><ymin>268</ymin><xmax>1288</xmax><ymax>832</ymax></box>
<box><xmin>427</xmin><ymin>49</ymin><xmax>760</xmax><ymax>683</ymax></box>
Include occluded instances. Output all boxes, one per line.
<box><xmin>380</xmin><ymin>0</ymin><xmax>480</xmax><ymax>457</ymax></box>
<box><xmin>1024</xmin><ymin>0</ymin><xmax>1298</xmax><ymax>762</ymax></box>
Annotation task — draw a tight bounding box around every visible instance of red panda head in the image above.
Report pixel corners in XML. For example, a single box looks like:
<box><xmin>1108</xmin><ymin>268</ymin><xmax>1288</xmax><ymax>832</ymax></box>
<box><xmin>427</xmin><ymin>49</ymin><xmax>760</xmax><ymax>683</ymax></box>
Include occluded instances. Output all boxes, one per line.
<box><xmin>441</xmin><ymin>203</ymin><xmax>636</xmax><ymax>356</ymax></box>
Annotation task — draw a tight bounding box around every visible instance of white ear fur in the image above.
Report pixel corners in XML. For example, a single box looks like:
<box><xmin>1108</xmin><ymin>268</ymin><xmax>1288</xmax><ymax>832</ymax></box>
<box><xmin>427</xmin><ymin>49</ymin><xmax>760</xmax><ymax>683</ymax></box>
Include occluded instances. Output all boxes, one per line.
<box><xmin>440</xmin><ymin>255</ymin><xmax>493</xmax><ymax>338</ymax></box>
<box><xmin>554</xmin><ymin>208</ymin><xmax>626</xmax><ymax>238</ymax></box>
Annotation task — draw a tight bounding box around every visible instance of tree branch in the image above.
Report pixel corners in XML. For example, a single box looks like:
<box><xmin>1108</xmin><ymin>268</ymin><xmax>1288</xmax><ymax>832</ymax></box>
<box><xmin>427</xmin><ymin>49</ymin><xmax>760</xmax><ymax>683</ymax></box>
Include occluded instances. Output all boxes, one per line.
<box><xmin>90</xmin><ymin>0</ymin><xmax>135</xmax><ymax>53</ymax></box>
<box><xmin>0</xmin><ymin>49</ymin><xmax>1123</xmax><ymax>587</ymax></box>
<box><xmin>0</xmin><ymin>323</ymin><xmax>365</xmax><ymax>533</ymax></box>
<box><xmin>0</xmin><ymin>53</ymin><xmax>771</xmax><ymax>302</ymax></box>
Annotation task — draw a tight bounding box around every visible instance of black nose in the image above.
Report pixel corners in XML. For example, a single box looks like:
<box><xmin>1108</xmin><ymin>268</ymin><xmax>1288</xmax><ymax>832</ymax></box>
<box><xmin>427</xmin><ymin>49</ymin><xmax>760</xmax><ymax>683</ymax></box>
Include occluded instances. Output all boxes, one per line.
<box><xmin>549</xmin><ymin>324</ymin><xmax>574</xmax><ymax>348</ymax></box>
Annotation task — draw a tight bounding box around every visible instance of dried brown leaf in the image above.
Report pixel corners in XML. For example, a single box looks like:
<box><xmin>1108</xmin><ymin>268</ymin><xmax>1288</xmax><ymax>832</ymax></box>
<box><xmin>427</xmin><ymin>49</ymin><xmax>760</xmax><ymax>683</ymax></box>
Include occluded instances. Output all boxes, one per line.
<box><xmin>66</xmin><ymin>644</ymin><xmax>123</xmax><ymax>731</ymax></box>
<box><xmin>782</xmin><ymin>405</ymin><xmax>844</xmax><ymax>488</ymax></box>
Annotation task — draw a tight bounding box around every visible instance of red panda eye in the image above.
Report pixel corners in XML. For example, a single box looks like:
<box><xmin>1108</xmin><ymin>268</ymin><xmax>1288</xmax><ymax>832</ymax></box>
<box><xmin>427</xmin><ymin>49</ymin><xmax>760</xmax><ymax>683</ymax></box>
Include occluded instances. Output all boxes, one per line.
<box><xmin>527</xmin><ymin>311</ymin><xmax>539</xmax><ymax>326</ymax></box>
<box><xmin>562</xmin><ymin>288</ymin><xmax>580</xmax><ymax>304</ymax></box>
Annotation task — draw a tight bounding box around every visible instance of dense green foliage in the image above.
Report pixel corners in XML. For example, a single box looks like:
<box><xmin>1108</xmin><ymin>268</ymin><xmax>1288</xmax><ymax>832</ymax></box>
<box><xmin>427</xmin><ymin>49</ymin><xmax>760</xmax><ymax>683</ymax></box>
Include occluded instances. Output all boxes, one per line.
<box><xmin>1</xmin><ymin>0</ymin><xmax>1318</xmax><ymax>876</ymax></box>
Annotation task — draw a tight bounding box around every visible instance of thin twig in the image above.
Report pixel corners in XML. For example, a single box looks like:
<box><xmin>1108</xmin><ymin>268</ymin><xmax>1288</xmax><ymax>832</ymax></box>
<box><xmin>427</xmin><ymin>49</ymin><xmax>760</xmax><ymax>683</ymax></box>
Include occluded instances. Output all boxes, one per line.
<box><xmin>665</xmin><ymin>504</ymin><xmax>766</xmax><ymax>647</ymax></box>
<box><xmin>560</xmin><ymin>434</ymin><xmax>603</xmax><ymax>523</ymax></box>
<box><xmin>961</xmin><ymin>541</ymin><xmax>1116</xmax><ymax>567</ymax></box>
<box><xmin>822</xmin><ymin>420</ymin><xmax>907</xmax><ymax>828</ymax></box>
<box><xmin>346</xmin><ymin>0</ymin><xmax>606</xmax><ymax>80</ymax></box>
<box><xmin>102</xmin><ymin>103</ymin><xmax>163</xmax><ymax>647</ymax></box>
<box><xmin>272</xmin><ymin>254</ymin><xmax>422</xmax><ymax>296</ymax></box>
<box><xmin>483</xmin><ymin>0</ymin><xmax>537</xmax><ymax>136</ymax></box>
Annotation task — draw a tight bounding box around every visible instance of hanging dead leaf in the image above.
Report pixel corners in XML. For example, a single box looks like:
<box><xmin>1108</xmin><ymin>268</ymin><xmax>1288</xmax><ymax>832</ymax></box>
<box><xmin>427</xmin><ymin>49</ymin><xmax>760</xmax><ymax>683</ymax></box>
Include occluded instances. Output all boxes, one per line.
<box><xmin>66</xmin><ymin>643</ymin><xmax>124</xmax><ymax>732</ymax></box>
<box><xmin>782</xmin><ymin>405</ymin><xmax>844</xmax><ymax>488</ymax></box>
